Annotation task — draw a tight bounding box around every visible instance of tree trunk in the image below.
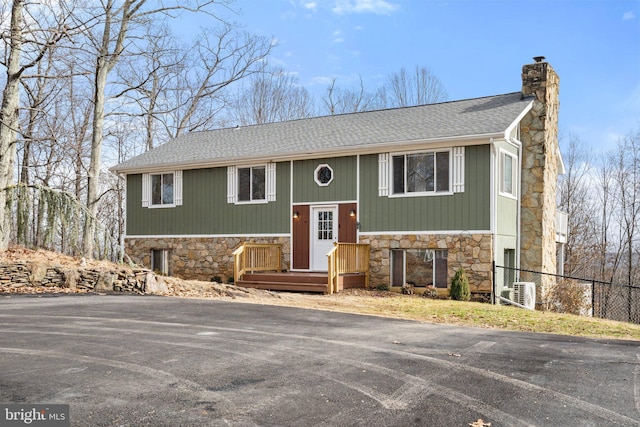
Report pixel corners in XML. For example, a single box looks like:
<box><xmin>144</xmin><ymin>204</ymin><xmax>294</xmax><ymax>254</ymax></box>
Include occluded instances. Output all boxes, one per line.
<box><xmin>0</xmin><ymin>0</ymin><xmax>24</xmax><ymax>249</ymax></box>
<box><xmin>84</xmin><ymin>56</ymin><xmax>109</xmax><ymax>258</ymax></box>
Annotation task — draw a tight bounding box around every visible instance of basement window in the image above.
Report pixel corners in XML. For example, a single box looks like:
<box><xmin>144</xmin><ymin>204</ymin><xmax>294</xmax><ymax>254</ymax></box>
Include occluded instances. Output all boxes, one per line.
<box><xmin>391</xmin><ymin>249</ymin><xmax>448</xmax><ymax>288</ymax></box>
<box><xmin>151</xmin><ymin>249</ymin><xmax>169</xmax><ymax>275</ymax></box>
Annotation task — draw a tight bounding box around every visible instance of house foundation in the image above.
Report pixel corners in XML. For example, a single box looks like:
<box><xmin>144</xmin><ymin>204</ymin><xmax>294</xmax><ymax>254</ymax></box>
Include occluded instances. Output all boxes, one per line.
<box><xmin>125</xmin><ymin>236</ymin><xmax>291</xmax><ymax>282</ymax></box>
<box><xmin>359</xmin><ymin>233</ymin><xmax>493</xmax><ymax>294</ymax></box>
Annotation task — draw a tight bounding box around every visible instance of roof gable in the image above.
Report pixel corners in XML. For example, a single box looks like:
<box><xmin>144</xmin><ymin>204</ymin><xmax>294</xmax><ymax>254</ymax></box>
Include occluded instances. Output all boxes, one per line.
<box><xmin>112</xmin><ymin>92</ymin><xmax>533</xmax><ymax>173</ymax></box>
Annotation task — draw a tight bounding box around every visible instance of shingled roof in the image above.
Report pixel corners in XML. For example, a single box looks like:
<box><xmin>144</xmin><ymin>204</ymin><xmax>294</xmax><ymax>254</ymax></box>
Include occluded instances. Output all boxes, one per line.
<box><xmin>112</xmin><ymin>92</ymin><xmax>533</xmax><ymax>173</ymax></box>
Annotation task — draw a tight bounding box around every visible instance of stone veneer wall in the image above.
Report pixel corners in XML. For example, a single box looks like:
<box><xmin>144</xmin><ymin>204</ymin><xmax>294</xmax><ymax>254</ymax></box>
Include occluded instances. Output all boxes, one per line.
<box><xmin>520</xmin><ymin>60</ymin><xmax>560</xmax><ymax>308</ymax></box>
<box><xmin>125</xmin><ymin>236</ymin><xmax>291</xmax><ymax>282</ymax></box>
<box><xmin>359</xmin><ymin>233</ymin><xmax>493</xmax><ymax>294</ymax></box>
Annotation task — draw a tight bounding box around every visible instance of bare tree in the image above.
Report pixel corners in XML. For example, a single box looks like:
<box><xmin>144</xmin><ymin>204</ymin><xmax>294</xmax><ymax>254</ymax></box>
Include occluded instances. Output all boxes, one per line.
<box><xmin>77</xmin><ymin>0</ymin><xmax>235</xmax><ymax>257</ymax></box>
<box><xmin>381</xmin><ymin>65</ymin><xmax>448</xmax><ymax>107</ymax></box>
<box><xmin>322</xmin><ymin>76</ymin><xmax>381</xmax><ymax>115</ymax></box>
<box><xmin>166</xmin><ymin>25</ymin><xmax>272</xmax><ymax>137</ymax></box>
<box><xmin>611</xmin><ymin>129</ymin><xmax>640</xmax><ymax>287</ymax></box>
<box><xmin>113</xmin><ymin>23</ymin><xmax>184</xmax><ymax>151</ymax></box>
<box><xmin>234</xmin><ymin>66</ymin><xmax>315</xmax><ymax>125</ymax></box>
<box><xmin>321</xmin><ymin>65</ymin><xmax>447</xmax><ymax>116</ymax></box>
<box><xmin>594</xmin><ymin>153</ymin><xmax>622</xmax><ymax>284</ymax></box>
<box><xmin>113</xmin><ymin>21</ymin><xmax>272</xmax><ymax>153</ymax></box>
<box><xmin>557</xmin><ymin>134</ymin><xmax>600</xmax><ymax>277</ymax></box>
<box><xmin>0</xmin><ymin>0</ymin><xmax>71</xmax><ymax>249</ymax></box>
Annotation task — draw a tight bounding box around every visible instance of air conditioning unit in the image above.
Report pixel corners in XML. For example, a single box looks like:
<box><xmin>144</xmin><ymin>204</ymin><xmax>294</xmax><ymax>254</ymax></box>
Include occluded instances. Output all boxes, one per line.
<box><xmin>513</xmin><ymin>282</ymin><xmax>536</xmax><ymax>310</ymax></box>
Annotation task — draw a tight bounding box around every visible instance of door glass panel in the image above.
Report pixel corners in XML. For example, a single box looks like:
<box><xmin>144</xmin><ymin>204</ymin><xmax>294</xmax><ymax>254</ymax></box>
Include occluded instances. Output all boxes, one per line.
<box><xmin>317</xmin><ymin>211</ymin><xmax>333</xmax><ymax>240</ymax></box>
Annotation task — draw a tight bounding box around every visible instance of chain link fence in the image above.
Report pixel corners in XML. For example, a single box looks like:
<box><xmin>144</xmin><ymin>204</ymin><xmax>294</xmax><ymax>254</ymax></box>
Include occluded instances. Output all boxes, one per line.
<box><xmin>494</xmin><ymin>265</ymin><xmax>640</xmax><ymax>325</ymax></box>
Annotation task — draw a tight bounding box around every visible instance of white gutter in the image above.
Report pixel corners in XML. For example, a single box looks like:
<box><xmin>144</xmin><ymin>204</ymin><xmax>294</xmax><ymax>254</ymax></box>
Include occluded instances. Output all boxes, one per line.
<box><xmin>501</xmin><ymin>102</ymin><xmax>531</xmax><ymax>272</ymax></box>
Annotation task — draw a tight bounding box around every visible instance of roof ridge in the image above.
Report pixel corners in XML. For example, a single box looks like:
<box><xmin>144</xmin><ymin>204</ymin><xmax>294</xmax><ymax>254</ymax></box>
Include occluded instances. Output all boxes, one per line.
<box><xmin>184</xmin><ymin>92</ymin><xmax>526</xmax><ymax>135</ymax></box>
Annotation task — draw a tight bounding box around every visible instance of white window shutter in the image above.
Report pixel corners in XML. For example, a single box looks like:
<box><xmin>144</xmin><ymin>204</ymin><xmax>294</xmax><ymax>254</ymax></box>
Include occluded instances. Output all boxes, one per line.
<box><xmin>174</xmin><ymin>170</ymin><xmax>183</xmax><ymax>206</ymax></box>
<box><xmin>266</xmin><ymin>162</ymin><xmax>276</xmax><ymax>202</ymax></box>
<box><xmin>378</xmin><ymin>153</ymin><xmax>389</xmax><ymax>196</ymax></box>
<box><xmin>227</xmin><ymin>166</ymin><xmax>237</xmax><ymax>203</ymax></box>
<box><xmin>142</xmin><ymin>173</ymin><xmax>150</xmax><ymax>207</ymax></box>
<box><xmin>453</xmin><ymin>147</ymin><xmax>465</xmax><ymax>193</ymax></box>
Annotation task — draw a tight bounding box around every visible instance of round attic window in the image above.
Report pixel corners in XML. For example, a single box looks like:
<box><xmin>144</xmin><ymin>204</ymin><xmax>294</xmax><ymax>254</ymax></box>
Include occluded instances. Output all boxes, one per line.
<box><xmin>314</xmin><ymin>164</ymin><xmax>333</xmax><ymax>186</ymax></box>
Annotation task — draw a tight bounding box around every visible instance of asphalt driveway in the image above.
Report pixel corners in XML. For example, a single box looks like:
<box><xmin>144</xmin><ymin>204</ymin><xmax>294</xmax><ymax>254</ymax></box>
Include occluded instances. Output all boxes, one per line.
<box><xmin>0</xmin><ymin>294</ymin><xmax>638</xmax><ymax>426</ymax></box>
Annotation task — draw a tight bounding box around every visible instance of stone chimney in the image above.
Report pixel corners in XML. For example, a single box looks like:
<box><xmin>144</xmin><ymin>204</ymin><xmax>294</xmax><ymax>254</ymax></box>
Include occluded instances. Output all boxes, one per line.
<box><xmin>519</xmin><ymin>57</ymin><xmax>560</xmax><ymax>308</ymax></box>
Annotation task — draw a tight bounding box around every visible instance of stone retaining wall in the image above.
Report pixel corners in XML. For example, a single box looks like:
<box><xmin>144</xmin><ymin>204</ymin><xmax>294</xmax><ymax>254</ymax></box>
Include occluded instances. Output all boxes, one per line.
<box><xmin>0</xmin><ymin>262</ymin><xmax>152</xmax><ymax>293</ymax></box>
<box><xmin>359</xmin><ymin>233</ymin><xmax>493</xmax><ymax>294</ymax></box>
<box><xmin>125</xmin><ymin>236</ymin><xmax>291</xmax><ymax>282</ymax></box>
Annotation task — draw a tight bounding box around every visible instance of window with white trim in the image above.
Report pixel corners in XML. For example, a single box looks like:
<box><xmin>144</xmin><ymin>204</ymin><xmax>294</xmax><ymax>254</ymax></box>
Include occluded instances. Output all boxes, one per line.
<box><xmin>152</xmin><ymin>173</ymin><xmax>174</xmax><ymax>205</ymax></box>
<box><xmin>314</xmin><ymin>164</ymin><xmax>333</xmax><ymax>186</ymax></box>
<box><xmin>238</xmin><ymin>166</ymin><xmax>266</xmax><ymax>202</ymax></box>
<box><xmin>392</xmin><ymin>149</ymin><xmax>451</xmax><ymax>195</ymax></box>
<box><xmin>227</xmin><ymin>163</ymin><xmax>276</xmax><ymax>204</ymax></box>
<box><xmin>500</xmin><ymin>150</ymin><xmax>517</xmax><ymax>198</ymax></box>
<box><xmin>142</xmin><ymin>171</ymin><xmax>182</xmax><ymax>208</ymax></box>
<box><xmin>391</xmin><ymin>249</ymin><xmax>448</xmax><ymax>288</ymax></box>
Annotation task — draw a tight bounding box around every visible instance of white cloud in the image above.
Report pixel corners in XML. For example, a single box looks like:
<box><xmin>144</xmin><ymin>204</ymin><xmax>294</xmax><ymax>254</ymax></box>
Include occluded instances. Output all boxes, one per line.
<box><xmin>332</xmin><ymin>0</ymin><xmax>400</xmax><ymax>15</ymax></box>
<box><xmin>304</xmin><ymin>2</ymin><xmax>318</xmax><ymax>12</ymax></box>
<box><xmin>623</xmin><ymin>10</ymin><xmax>635</xmax><ymax>20</ymax></box>
<box><xmin>333</xmin><ymin>29</ymin><xmax>344</xmax><ymax>43</ymax></box>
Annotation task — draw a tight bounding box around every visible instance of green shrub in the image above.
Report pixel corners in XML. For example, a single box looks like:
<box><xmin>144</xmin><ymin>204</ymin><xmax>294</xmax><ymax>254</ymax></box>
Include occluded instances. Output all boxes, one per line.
<box><xmin>211</xmin><ymin>275</ymin><xmax>222</xmax><ymax>283</ymax></box>
<box><xmin>227</xmin><ymin>276</ymin><xmax>234</xmax><ymax>284</ymax></box>
<box><xmin>375</xmin><ymin>283</ymin><xmax>390</xmax><ymax>291</ymax></box>
<box><xmin>450</xmin><ymin>269</ymin><xmax>470</xmax><ymax>301</ymax></box>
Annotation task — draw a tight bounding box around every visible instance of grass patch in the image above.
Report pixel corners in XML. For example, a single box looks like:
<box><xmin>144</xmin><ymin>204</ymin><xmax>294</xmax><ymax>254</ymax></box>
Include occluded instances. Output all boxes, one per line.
<box><xmin>264</xmin><ymin>291</ymin><xmax>640</xmax><ymax>341</ymax></box>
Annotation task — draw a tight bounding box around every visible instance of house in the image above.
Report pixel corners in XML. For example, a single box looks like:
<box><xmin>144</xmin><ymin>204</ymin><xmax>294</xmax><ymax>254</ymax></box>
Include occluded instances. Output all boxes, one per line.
<box><xmin>112</xmin><ymin>58</ymin><xmax>565</xmax><ymax>300</ymax></box>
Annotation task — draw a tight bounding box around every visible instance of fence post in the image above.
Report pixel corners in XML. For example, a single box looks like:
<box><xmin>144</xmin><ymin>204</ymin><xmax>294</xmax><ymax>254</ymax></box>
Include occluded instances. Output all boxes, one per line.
<box><xmin>491</xmin><ymin>261</ymin><xmax>496</xmax><ymax>305</ymax></box>
<box><xmin>591</xmin><ymin>280</ymin><xmax>596</xmax><ymax>319</ymax></box>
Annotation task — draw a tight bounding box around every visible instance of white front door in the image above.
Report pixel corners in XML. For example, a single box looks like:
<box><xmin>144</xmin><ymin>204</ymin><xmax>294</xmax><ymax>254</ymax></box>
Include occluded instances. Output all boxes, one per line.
<box><xmin>311</xmin><ymin>206</ymin><xmax>338</xmax><ymax>271</ymax></box>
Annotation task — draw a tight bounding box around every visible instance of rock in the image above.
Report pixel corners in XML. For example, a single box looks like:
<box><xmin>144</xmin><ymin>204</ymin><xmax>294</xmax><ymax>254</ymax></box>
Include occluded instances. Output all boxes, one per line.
<box><xmin>94</xmin><ymin>272</ymin><xmax>114</xmax><ymax>292</ymax></box>
<box><xmin>144</xmin><ymin>273</ymin><xmax>168</xmax><ymax>294</ymax></box>
<box><xmin>62</xmin><ymin>268</ymin><xmax>78</xmax><ymax>290</ymax></box>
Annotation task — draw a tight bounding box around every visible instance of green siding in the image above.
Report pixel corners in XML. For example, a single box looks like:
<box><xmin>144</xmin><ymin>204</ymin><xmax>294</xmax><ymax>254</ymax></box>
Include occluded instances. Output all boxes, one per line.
<box><xmin>293</xmin><ymin>156</ymin><xmax>357</xmax><ymax>203</ymax></box>
<box><xmin>496</xmin><ymin>139</ymin><xmax>519</xmax><ymax>237</ymax></box>
<box><xmin>126</xmin><ymin>162</ymin><xmax>290</xmax><ymax>235</ymax></box>
<box><xmin>497</xmin><ymin>196</ymin><xmax>518</xmax><ymax>236</ymax></box>
<box><xmin>359</xmin><ymin>145</ymin><xmax>491</xmax><ymax>232</ymax></box>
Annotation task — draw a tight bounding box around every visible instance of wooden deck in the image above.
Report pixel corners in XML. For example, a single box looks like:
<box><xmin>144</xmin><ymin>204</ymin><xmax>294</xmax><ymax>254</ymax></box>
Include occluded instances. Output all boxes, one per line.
<box><xmin>236</xmin><ymin>271</ymin><xmax>367</xmax><ymax>293</ymax></box>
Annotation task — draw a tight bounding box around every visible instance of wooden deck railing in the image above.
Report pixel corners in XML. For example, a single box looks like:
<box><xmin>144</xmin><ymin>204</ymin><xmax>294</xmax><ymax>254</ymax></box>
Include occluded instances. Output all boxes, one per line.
<box><xmin>233</xmin><ymin>243</ymin><xmax>282</xmax><ymax>283</ymax></box>
<box><xmin>327</xmin><ymin>242</ymin><xmax>370</xmax><ymax>294</ymax></box>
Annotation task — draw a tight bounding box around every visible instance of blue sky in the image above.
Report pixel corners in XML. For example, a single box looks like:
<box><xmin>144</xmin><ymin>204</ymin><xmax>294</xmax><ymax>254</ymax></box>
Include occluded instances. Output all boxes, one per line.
<box><xmin>184</xmin><ymin>0</ymin><xmax>640</xmax><ymax>152</ymax></box>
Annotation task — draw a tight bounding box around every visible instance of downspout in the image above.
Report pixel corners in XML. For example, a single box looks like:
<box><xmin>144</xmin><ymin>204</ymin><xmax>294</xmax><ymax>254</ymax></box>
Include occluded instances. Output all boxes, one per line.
<box><xmin>290</xmin><ymin>160</ymin><xmax>294</xmax><ymax>270</ymax></box>
<box><xmin>490</xmin><ymin>138</ymin><xmax>497</xmax><ymax>303</ymax></box>
<box><xmin>121</xmin><ymin>173</ymin><xmax>127</xmax><ymax>264</ymax></box>
<box><xmin>508</xmin><ymin>136</ymin><xmax>523</xmax><ymax>272</ymax></box>
<box><xmin>356</xmin><ymin>154</ymin><xmax>360</xmax><ymax>242</ymax></box>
